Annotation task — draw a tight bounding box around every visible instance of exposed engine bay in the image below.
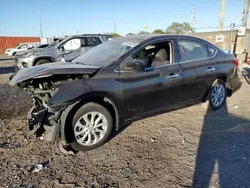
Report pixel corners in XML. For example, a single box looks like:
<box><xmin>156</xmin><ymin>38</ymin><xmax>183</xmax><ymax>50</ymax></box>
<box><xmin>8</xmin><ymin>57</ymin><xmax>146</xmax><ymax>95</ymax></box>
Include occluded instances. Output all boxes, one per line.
<box><xmin>18</xmin><ymin>74</ymin><xmax>87</xmax><ymax>142</ymax></box>
<box><xmin>8</xmin><ymin>62</ymin><xmax>101</xmax><ymax>142</ymax></box>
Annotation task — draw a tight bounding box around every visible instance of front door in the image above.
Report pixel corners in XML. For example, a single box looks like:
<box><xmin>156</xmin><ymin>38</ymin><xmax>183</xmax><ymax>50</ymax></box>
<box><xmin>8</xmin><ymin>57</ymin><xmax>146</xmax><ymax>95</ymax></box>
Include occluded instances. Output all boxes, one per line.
<box><xmin>120</xmin><ymin>39</ymin><xmax>182</xmax><ymax>120</ymax></box>
<box><xmin>58</xmin><ymin>38</ymin><xmax>82</xmax><ymax>62</ymax></box>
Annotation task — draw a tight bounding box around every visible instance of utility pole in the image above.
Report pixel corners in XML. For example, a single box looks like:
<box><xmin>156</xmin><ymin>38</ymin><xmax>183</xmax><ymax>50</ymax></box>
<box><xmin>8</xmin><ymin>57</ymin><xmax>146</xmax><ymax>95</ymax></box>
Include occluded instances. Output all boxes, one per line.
<box><xmin>230</xmin><ymin>23</ymin><xmax>236</xmax><ymax>55</ymax></box>
<box><xmin>114</xmin><ymin>22</ymin><xmax>116</xmax><ymax>34</ymax></box>
<box><xmin>190</xmin><ymin>6</ymin><xmax>195</xmax><ymax>28</ymax></box>
<box><xmin>189</xmin><ymin>6</ymin><xmax>196</xmax><ymax>34</ymax></box>
<box><xmin>38</xmin><ymin>8</ymin><xmax>43</xmax><ymax>38</ymax></box>
<box><xmin>242</xmin><ymin>0</ymin><xmax>250</xmax><ymax>27</ymax></box>
<box><xmin>219</xmin><ymin>0</ymin><xmax>226</xmax><ymax>31</ymax></box>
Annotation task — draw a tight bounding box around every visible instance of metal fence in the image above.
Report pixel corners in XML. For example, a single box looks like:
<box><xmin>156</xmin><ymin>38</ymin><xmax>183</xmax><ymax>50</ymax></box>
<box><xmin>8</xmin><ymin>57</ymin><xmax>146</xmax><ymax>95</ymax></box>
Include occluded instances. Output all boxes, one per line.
<box><xmin>0</xmin><ymin>36</ymin><xmax>40</xmax><ymax>53</ymax></box>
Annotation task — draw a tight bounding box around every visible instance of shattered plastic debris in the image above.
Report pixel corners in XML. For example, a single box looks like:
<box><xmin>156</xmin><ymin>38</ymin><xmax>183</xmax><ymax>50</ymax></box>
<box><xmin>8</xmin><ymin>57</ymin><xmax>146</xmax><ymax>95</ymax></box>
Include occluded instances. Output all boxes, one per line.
<box><xmin>151</xmin><ymin>138</ymin><xmax>156</xmax><ymax>142</ymax></box>
<box><xmin>31</xmin><ymin>164</ymin><xmax>43</xmax><ymax>173</ymax></box>
<box><xmin>234</xmin><ymin>105</ymin><xmax>238</xmax><ymax>109</ymax></box>
<box><xmin>59</xmin><ymin>143</ymin><xmax>77</xmax><ymax>155</ymax></box>
<box><xmin>29</xmin><ymin>160</ymin><xmax>50</xmax><ymax>173</ymax></box>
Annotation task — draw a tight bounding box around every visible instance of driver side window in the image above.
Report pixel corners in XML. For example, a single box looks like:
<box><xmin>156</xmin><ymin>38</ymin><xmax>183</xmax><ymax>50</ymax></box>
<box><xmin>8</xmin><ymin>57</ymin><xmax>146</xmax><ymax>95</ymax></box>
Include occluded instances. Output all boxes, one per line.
<box><xmin>62</xmin><ymin>38</ymin><xmax>81</xmax><ymax>50</ymax></box>
<box><xmin>131</xmin><ymin>41</ymin><xmax>172</xmax><ymax>68</ymax></box>
<box><xmin>18</xmin><ymin>44</ymin><xmax>27</xmax><ymax>49</ymax></box>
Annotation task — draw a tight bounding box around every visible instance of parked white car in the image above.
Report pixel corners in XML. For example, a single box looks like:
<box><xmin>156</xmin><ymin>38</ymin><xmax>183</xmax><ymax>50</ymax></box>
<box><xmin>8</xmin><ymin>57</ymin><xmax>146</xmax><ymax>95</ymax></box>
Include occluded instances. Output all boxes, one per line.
<box><xmin>5</xmin><ymin>42</ymin><xmax>42</xmax><ymax>56</ymax></box>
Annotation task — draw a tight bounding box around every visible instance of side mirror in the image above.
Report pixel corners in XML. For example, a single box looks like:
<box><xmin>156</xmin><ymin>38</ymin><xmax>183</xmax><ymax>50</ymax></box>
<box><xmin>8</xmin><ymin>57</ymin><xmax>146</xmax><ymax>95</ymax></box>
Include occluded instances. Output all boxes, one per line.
<box><xmin>59</xmin><ymin>46</ymin><xmax>65</xmax><ymax>51</ymax></box>
<box><xmin>125</xmin><ymin>59</ymin><xmax>147</xmax><ymax>71</ymax></box>
<box><xmin>58</xmin><ymin>46</ymin><xmax>65</xmax><ymax>54</ymax></box>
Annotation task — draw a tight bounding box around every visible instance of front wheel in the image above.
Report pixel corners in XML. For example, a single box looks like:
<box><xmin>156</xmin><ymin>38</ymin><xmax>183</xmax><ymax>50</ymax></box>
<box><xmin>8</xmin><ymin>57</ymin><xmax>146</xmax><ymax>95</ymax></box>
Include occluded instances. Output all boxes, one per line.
<box><xmin>69</xmin><ymin>102</ymin><xmax>113</xmax><ymax>151</ymax></box>
<box><xmin>35</xmin><ymin>59</ymin><xmax>51</xmax><ymax>66</ymax></box>
<box><xmin>208</xmin><ymin>80</ymin><xmax>227</xmax><ymax>110</ymax></box>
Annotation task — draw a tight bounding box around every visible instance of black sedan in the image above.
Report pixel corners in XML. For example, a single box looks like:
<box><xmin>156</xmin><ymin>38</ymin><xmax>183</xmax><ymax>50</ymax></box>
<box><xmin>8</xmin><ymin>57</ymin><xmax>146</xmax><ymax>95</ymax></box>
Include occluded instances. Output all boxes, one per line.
<box><xmin>9</xmin><ymin>34</ymin><xmax>242</xmax><ymax>151</ymax></box>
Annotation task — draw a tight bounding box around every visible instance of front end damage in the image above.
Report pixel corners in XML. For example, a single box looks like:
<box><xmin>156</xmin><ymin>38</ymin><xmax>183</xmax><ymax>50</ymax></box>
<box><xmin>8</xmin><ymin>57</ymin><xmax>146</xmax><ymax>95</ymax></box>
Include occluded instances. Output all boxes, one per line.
<box><xmin>8</xmin><ymin>62</ymin><xmax>101</xmax><ymax>142</ymax></box>
<box><xmin>22</xmin><ymin>77</ymin><xmax>74</xmax><ymax>142</ymax></box>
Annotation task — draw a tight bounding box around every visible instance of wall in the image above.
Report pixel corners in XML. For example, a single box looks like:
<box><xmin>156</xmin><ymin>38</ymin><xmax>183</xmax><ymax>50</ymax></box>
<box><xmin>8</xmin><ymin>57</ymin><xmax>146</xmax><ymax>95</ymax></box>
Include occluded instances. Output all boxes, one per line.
<box><xmin>191</xmin><ymin>30</ymin><xmax>249</xmax><ymax>51</ymax></box>
<box><xmin>0</xmin><ymin>36</ymin><xmax>40</xmax><ymax>53</ymax></box>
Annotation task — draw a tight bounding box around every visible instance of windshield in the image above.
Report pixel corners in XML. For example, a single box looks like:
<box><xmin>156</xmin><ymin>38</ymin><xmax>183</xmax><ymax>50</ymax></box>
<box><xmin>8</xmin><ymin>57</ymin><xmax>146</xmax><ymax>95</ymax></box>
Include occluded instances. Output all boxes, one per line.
<box><xmin>16</xmin><ymin>44</ymin><xmax>23</xmax><ymax>49</ymax></box>
<box><xmin>72</xmin><ymin>39</ymin><xmax>138</xmax><ymax>67</ymax></box>
<box><xmin>46</xmin><ymin>39</ymin><xmax>63</xmax><ymax>48</ymax></box>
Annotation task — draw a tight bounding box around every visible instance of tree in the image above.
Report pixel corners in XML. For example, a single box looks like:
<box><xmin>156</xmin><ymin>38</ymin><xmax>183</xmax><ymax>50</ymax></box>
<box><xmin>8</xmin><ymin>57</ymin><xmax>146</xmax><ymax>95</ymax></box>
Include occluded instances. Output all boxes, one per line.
<box><xmin>152</xmin><ymin>29</ymin><xmax>165</xmax><ymax>34</ymax></box>
<box><xmin>165</xmin><ymin>22</ymin><xmax>194</xmax><ymax>34</ymax></box>
<box><xmin>108</xmin><ymin>33</ymin><xmax>121</xmax><ymax>37</ymax></box>
<box><xmin>137</xmin><ymin>31</ymin><xmax>150</xmax><ymax>35</ymax></box>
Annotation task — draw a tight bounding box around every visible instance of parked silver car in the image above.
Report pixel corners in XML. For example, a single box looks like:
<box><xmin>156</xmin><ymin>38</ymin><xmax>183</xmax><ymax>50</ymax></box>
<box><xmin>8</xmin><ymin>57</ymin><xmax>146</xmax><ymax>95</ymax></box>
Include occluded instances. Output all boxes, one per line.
<box><xmin>14</xmin><ymin>34</ymin><xmax>113</xmax><ymax>70</ymax></box>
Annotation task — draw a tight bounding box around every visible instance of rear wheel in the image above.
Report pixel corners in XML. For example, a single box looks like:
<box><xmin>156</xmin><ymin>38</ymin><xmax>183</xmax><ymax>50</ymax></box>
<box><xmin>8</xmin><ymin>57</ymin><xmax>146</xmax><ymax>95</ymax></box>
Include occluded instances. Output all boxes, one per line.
<box><xmin>69</xmin><ymin>102</ymin><xmax>113</xmax><ymax>151</ymax></box>
<box><xmin>208</xmin><ymin>80</ymin><xmax>227</xmax><ymax>110</ymax></box>
<box><xmin>35</xmin><ymin>59</ymin><xmax>51</xmax><ymax>66</ymax></box>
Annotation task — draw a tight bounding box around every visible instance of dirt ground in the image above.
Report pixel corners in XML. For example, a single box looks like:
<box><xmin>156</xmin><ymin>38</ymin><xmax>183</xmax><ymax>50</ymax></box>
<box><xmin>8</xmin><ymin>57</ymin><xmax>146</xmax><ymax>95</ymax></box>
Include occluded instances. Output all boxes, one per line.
<box><xmin>1</xmin><ymin>55</ymin><xmax>250</xmax><ymax>188</ymax></box>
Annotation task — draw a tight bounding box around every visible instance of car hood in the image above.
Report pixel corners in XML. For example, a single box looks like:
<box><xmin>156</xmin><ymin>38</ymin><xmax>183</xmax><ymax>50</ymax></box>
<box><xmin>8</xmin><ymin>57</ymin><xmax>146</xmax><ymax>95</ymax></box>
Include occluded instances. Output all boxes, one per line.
<box><xmin>9</xmin><ymin>62</ymin><xmax>101</xmax><ymax>86</ymax></box>
<box><xmin>6</xmin><ymin>48</ymin><xmax>15</xmax><ymax>51</ymax></box>
<box><xmin>16</xmin><ymin>46</ymin><xmax>57</xmax><ymax>57</ymax></box>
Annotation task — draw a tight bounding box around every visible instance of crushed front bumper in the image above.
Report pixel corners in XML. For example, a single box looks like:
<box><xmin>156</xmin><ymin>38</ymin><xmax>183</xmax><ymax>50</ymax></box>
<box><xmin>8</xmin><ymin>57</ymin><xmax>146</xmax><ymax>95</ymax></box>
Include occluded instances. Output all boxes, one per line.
<box><xmin>26</xmin><ymin>98</ymin><xmax>60</xmax><ymax>142</ymax></box>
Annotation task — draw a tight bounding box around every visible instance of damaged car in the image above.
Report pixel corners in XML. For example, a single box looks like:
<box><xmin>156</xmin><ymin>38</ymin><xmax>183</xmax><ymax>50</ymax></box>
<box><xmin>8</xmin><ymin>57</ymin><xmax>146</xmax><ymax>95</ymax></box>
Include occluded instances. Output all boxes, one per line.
<box><xmin>9</xmin><ymin>34</ymin><xmax>242</xmax><ymax>151</ymax></box>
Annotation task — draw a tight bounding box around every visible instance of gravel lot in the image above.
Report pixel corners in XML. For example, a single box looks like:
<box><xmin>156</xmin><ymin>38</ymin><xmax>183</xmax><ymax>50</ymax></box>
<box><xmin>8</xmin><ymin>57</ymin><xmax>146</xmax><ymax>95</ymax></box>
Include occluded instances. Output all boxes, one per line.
<box><xmin>0</xmin><ymin>55</ymin><xmax>250</xmax><ymax>188</ymax></box>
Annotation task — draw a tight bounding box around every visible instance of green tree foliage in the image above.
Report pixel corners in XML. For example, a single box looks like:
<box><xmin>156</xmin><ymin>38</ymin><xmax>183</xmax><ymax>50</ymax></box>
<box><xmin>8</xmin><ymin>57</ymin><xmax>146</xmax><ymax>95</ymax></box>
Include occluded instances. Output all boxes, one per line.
<box><xmin>165</xmin><ymin>22</ymin><xmax>194</xmax><ymax>34</ymax></box>
<box><xmin>152</xmin><ymin>29</ymin><xmax>165</xmax><ymax>34</ymax></box>
<box><xmin>137</xmin><ymin>31</ymin><xmax>150</xmax><ymax>35</ymax></box>
<box><xmin>109</xmin><ymin>33</ymin><xmax>121</xmax><ymax>37</ymax></box>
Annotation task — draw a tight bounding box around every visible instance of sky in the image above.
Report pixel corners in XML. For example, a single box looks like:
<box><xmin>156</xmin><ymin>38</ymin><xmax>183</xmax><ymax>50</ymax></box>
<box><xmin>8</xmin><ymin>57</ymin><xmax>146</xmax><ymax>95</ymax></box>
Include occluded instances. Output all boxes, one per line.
<box><xmin>0</xmin><ymin>0</ymin><xmax>247</xmax><ymax>37</ymax></box>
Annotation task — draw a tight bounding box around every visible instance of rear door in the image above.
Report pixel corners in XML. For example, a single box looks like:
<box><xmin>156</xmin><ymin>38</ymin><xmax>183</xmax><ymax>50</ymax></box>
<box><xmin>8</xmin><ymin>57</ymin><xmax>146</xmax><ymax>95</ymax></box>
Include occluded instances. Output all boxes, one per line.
<box><xmin>176</xmin><ymin>39</ymin><xmax>218</xmax><ymax>103</ymax></box>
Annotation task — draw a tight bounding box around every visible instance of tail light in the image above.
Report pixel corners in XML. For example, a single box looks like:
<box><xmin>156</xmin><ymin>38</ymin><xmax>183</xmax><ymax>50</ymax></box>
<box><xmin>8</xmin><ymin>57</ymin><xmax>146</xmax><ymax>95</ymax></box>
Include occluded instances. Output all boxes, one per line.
<box><xmin>232</xmin><ymin>59</ymin><xmax>239</xmax><ymax>67</ymax></box>
<box><xmin>247</xmin><ymin>57</ymin><xmax>250</xmax><ymax>65</ymax></box>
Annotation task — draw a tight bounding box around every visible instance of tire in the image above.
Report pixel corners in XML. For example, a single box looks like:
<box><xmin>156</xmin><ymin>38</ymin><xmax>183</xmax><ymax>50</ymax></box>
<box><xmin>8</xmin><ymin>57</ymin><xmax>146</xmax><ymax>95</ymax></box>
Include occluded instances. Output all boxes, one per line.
<box><xmin>35</xmin><ymin>59</ymin><xmax>51</xmax><ymax>66</ymax></box>
<box><xmin>208</xmin><ymin>79</ymin><xmax>227</xmax><ymax>110</ymax></box>
<box><xmin>69</xmin><ymin>102</ymin><xmax>113</xmax><ymax>151</ymax></box>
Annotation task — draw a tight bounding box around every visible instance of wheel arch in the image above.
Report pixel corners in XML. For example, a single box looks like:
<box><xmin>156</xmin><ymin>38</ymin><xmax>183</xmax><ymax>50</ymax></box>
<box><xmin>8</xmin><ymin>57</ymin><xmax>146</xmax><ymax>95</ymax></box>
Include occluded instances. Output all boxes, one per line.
<box><xmin>59</xmin><ymin>93</ymin><xmax>120</xmax><ymax>144</ymax></box>
<box><xmin>202</xmin><ymin>77</ymin><xmax>231</xmax><ymax>102</ymax></box>
<box><xmin>33</xmin><ymin>56</ymin><xmax>55</xmax><ymax>65</ymax></box>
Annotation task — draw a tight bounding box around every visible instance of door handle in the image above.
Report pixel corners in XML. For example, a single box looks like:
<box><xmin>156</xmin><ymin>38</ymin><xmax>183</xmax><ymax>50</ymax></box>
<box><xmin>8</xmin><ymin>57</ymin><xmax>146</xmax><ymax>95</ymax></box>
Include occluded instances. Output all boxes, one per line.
<box><xmin>166</xmin><ymin>74</ymin><xmax>179</xmax><ymax>79</ymax></box>
<box><xmin>205</xmin><ymin>67</ymin><xmax>216</xmax><ymax>72</ymax></box>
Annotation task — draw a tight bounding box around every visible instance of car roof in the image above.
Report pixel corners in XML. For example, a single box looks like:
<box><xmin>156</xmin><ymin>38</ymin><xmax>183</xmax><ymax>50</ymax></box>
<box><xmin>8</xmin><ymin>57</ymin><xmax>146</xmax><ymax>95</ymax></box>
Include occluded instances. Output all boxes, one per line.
<box><xmin>19</xmin><ymin>42</ymin><xmax>41</xmax><ymax>45</ymax></box>
<box><xmin>64</xmin><ymin>34</ymin><xmax>113</xmax><ymax>38</ymax></box>
<box><xmin>115</xmin><ymin>34</ymin><xmax>205</xmax><ymax>43</ymax></box>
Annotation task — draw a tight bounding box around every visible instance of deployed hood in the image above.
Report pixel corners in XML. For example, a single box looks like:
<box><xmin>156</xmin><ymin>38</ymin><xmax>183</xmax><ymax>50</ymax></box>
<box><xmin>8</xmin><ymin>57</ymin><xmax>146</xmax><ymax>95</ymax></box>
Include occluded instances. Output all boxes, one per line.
<box><xmin>9</xmin><ymin>62</ymin><xmax>101</xmax><ymax>86</ymax></box>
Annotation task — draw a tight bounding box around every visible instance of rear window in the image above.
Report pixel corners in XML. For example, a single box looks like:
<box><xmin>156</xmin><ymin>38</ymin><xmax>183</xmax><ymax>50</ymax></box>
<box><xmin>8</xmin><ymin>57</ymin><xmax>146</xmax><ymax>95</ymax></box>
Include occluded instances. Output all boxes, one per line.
<box><xmin>177</xmin><ymin>40</ymin><xmax>208</xmax><ymax>62</ymax></box>
<box><xmin>86</xmin><ymin>37</ymin><xmax>102</xmax><ymax>46</ymax></box>
<box><xmin>207</xmin><ymin>45</ymin><xmax>217</xmax><ymax>57</ymax></box>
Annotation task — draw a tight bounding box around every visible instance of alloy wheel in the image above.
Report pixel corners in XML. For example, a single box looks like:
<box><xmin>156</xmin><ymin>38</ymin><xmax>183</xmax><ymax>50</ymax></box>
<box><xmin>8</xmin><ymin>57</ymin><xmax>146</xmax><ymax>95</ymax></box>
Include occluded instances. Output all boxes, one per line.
<box><xmin>211</xmin><ymin>84</ymin><xmax>225</xmax><ymax>107</ymax></box>
<box><xmin>74</xmin><ymin>111</ymin><xmax>108</xmax><ymax>146</ymax></box>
